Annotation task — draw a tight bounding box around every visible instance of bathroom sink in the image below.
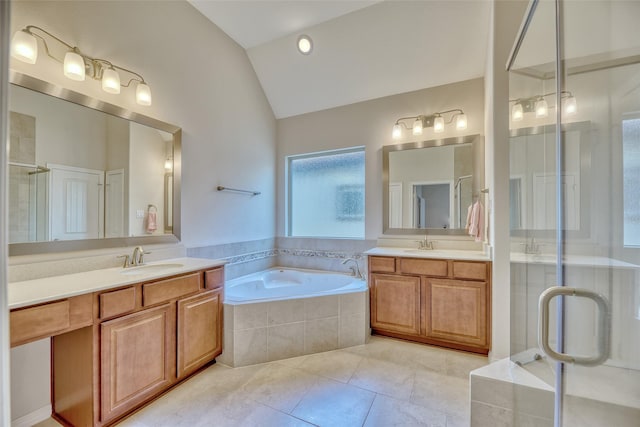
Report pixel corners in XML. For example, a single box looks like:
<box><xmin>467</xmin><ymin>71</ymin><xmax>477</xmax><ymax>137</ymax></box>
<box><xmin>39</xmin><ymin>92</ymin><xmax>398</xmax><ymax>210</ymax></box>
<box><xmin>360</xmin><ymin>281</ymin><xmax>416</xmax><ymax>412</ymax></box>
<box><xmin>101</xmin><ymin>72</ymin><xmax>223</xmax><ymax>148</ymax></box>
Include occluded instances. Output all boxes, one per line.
<box><xmin>120</xmin><ymin>263</ymin><xmax>184</xmax><ymax>275</ymax></box>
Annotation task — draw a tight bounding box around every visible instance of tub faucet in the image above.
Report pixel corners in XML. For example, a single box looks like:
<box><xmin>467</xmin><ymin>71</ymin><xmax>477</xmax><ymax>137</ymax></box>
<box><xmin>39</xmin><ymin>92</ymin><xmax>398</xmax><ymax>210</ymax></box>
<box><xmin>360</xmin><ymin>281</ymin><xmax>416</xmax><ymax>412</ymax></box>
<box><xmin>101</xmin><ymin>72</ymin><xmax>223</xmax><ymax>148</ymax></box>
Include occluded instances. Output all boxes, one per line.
<box><xmin>342</xmin><ymin>258</ymin><xmax>364</xmax><ymax>279</ymax></box>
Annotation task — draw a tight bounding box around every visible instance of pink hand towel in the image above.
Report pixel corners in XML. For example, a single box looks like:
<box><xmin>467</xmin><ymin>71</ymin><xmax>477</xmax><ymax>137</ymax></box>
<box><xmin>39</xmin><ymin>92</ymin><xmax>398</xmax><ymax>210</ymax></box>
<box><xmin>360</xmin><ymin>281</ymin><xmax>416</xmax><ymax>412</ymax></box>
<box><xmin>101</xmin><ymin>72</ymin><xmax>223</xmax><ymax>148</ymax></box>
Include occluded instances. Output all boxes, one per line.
<box><xmin>147</xmin><ymin>211</ymin><xmax>157</xmax><ymax>233</ymax></box>
<box><xmin>467</xmin><ymin>201</ymin><xmax>484</xmax><ymax>242</ymax></box>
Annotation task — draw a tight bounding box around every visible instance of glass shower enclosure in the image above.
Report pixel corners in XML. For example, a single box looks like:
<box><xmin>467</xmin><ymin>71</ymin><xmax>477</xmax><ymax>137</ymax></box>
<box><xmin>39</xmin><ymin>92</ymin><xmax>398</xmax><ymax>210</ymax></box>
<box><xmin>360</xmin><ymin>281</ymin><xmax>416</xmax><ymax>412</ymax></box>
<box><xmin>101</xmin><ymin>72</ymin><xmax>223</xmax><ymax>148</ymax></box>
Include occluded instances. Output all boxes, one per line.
<box><xmin>508</xmin><ymin>0</ymin><xmax>640</xmax><ymax>425</ymax></box>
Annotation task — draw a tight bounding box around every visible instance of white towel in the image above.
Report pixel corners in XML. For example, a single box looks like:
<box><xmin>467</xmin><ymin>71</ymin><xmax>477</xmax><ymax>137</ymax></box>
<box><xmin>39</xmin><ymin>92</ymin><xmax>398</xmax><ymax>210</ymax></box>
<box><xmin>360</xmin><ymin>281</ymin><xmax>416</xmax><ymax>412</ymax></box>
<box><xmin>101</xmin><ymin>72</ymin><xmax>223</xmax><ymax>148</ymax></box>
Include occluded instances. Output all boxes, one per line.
<box><xmin>467</xmin><ymin>201</ymin><xmax>484</xmax><ymax>242</ymax></box>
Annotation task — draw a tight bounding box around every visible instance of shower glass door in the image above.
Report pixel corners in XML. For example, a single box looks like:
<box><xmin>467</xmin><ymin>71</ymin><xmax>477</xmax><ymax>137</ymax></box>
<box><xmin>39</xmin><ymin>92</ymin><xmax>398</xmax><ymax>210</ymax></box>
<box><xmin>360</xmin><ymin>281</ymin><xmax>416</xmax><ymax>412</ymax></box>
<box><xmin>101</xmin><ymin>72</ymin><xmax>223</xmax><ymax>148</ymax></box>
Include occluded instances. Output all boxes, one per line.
<box><xmin>509</xmin><ymin>0</ymin><xmax>640</xmax><ymax>425</ymax></box>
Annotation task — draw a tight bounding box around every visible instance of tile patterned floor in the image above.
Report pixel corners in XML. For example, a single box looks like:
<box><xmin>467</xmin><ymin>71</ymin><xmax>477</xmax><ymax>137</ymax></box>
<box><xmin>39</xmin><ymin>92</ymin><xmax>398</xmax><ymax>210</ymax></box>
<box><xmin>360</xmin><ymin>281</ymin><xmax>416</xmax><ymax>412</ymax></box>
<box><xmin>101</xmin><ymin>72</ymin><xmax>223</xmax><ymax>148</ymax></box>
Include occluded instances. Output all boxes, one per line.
<box><xmin>38</xmin><ymin>336</ymin><xmax>488</xmax><ymax>427</ymax></box>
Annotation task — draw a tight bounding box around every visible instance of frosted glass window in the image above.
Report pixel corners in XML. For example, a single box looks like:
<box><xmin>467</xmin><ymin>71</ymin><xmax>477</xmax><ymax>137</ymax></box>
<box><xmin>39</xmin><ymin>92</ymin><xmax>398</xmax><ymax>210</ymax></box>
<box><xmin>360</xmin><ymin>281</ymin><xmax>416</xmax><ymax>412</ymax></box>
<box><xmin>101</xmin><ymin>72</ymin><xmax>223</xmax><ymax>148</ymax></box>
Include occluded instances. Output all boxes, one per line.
<box><xmin>288</xmin><ymin>148</ymin><xmax>365</xmax><ymax>238</ymax></box>
<box><xmin>623</xmin><ymin>118</ymin><xmax>640</xmax><ymax>247</ymax></box>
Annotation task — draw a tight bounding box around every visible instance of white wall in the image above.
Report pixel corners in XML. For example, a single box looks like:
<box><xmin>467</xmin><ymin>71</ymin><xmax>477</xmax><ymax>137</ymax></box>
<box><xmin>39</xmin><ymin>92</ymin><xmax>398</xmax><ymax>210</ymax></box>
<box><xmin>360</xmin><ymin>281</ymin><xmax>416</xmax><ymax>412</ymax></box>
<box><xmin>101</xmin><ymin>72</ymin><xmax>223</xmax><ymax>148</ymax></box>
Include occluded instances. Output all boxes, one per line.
<box><xmin>9</xmin><ymin>85</ymin><xmax>108</xmax><ymax>171</ymax></box>
<box><xmin>8</xmin><ymin>1</ymin><xmax>276</xmax><ymax>420</ymax></box>
<box><xmin>128</xmin><ymin>123</ymin><xmax>165</xmax><ymax>236</ymax></box>
<box><xmin>276</xmin><ymin>78</ymin><xmax>485</xmax><ymax>239</ymax></box>
<box><xmin>484</xmin><ymin>0</ymin><xmax>529</xmax><ymax>361</ymax></box>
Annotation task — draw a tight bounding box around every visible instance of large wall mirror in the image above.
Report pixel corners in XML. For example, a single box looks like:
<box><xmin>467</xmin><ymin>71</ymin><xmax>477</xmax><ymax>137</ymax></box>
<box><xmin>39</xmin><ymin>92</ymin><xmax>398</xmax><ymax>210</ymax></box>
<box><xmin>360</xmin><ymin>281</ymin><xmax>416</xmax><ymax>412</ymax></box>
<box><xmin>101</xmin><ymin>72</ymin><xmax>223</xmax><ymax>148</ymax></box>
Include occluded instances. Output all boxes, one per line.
<box><xmin>383</xmin><ymin>134</ymin><xmax>484</xmax><ymax>235</ymax></box>
<box><xmin>8</xmin><ymin>71</ymin><xmax>181</xmax><ymax>255</ymax></box>
<box><xmin>509</xmin><ymin>121</ymin><xmax>591</xmax><ymax>237</ymax></box>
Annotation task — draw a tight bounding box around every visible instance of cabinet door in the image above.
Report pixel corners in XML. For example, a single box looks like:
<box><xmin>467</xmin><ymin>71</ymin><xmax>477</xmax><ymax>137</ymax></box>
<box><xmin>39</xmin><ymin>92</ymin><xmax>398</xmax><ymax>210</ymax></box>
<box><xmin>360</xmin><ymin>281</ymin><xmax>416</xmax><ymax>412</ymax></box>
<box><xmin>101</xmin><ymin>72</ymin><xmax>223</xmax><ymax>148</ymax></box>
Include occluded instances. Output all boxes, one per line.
<box><xmin>177</xmin><ymin>289</ymin><xmax>222</xmax><ymax>378</ymax></box>
<box><xmin>100</xmin><ymin>304</ymin><xmax>175</xmax><ymax>423</ymax></box>
<box><xmin>423</xmin><ymin>278</ymin><xmax>488</xmax><ymax>348</ymax></box>
<box><xmin>370</xmin><ymin>274</ymin><xmax>421</xmax><ymax>335</ymax></box>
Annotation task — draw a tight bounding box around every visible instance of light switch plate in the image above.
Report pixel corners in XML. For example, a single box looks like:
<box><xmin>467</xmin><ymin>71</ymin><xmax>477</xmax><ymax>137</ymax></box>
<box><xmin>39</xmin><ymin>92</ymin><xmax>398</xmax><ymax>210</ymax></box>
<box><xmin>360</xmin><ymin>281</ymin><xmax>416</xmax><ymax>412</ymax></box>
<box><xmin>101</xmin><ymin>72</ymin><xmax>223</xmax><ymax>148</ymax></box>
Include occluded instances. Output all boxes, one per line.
<box><xmin>136</xmin><ymin>209</ymin><xmax>145</xmax><ymax>218</ymax></box>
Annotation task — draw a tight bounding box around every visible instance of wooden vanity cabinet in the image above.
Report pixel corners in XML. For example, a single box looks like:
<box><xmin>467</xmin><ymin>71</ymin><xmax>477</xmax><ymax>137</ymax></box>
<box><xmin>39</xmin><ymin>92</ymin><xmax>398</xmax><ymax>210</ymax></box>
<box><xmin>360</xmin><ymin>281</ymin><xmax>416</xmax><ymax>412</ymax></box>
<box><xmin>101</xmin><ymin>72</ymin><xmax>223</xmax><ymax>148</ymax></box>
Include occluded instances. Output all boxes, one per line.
<box><xmin>46</xmin><ymin>265</ymin><xmax>225</xmax><ymax>427</ymax></box>
<box><xmin>370</xmin><ymin>274</ymin><xmax>421</xmax><ymax>335</ymax></box>
<box><xmin>369</xmin><ymin>256</ymin><xmax>491</xmax><ymax>354</ymax></box>
<box><xmin>177</xmin><ymin>289</ymin><xmax>223</xmax><ymax>378</ymax></box>
<box><xmin>100</xmin><ymin>303</ymin><xmax>176</xmax><ymax>423</ymax></box>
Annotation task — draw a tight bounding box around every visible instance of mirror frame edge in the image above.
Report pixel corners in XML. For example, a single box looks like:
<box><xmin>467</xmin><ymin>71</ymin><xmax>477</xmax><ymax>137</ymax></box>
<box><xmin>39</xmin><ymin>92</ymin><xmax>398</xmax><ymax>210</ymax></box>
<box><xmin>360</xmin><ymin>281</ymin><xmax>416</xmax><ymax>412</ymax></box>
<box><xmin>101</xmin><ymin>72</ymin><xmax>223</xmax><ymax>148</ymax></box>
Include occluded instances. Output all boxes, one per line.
<box><xmin>382</xmin><ymin>133</ymin><xmax>483</xmax><ymax>236</ymax></box>
<box><xmin>8</xmin><ymin>71</ymin><xmax>182</xmax><ymax>256</ymax></box>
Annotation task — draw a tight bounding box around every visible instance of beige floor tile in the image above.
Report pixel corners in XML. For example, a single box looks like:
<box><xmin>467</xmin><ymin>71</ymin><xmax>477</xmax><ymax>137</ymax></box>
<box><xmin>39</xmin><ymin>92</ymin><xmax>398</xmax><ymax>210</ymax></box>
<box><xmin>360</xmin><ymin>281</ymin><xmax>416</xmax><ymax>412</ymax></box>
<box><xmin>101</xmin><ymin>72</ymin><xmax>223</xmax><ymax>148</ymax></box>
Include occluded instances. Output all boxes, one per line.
<box><xmin>411</xmin><ymin>369</ymin><xmax>470</xmax><ymax>419</ymax></box>
<box><xmin>241</xmin><ymin>363</ymin><xmax>320</xmax><ymax>412</ymax></box>
<box><xmin>296</xmin><ymin>349</ymin><xmax>363</xmax><ymax>383</ymax></box>
<box><xmin>444</xmin><ymin>350</ymin><xmax>489</xmax><ymax>379</ymax></box>
<box><xmin>291</xmin><ymin>377</ymin><xmax>375</xmax><ymax>427</ymax></box>
<box><xmin>38</xmin><ymin>337</ymin><xmax>483</xmax><ymax>427</ymax></box>
<box><xmin>349</xmin><ymin>357</ymin><xmax>416</xmax><ymax>400</ymax></box>
<box><xmin>275</xmin><ymin>354</ymin><xmax>309</xmax><ymax>368</ymax></box>
<box><xmin>446</xmin><ymin>413</ymin><xmax>471</xmax><ymax>427</ymax></box>
<box><xmin>33</xmin><ymin>419</ymin><xmax>64</xmax><ymax>427</ymax></box>
<box><xmin>190</xmin><ymin>391</ymin><xmax>316</xmax><ymax>427</ymax></box>
<box><xmin>363</xmin><ymin>394</ymin><xmax>448</xmax><ymax>427</ymax></box>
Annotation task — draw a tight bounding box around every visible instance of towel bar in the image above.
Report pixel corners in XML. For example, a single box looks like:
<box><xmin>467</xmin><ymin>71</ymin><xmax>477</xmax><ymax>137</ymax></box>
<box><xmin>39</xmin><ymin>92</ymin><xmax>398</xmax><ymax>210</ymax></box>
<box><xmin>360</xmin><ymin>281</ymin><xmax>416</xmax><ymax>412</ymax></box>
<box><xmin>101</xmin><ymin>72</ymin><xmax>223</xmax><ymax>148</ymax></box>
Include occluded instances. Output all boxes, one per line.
<box><xmin>216</xmin><ymin>186</ymin><xmax>260</xmax><ymax>196</ymax></box>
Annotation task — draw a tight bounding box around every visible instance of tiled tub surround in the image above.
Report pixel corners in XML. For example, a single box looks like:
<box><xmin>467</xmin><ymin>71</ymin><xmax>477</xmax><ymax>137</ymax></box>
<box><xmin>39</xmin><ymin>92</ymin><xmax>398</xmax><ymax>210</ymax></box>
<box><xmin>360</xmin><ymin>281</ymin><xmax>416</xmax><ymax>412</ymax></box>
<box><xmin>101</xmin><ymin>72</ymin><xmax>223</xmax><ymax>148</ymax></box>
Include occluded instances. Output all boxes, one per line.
<box><xmin>219</xmin><ymin>281</ymin><xmax>369</xmax><ymax>367</ymax></box>
<box><xmin>470</xmin><ymin>357</ymin><xmax>640</xmax><ymax>427</ymax></box>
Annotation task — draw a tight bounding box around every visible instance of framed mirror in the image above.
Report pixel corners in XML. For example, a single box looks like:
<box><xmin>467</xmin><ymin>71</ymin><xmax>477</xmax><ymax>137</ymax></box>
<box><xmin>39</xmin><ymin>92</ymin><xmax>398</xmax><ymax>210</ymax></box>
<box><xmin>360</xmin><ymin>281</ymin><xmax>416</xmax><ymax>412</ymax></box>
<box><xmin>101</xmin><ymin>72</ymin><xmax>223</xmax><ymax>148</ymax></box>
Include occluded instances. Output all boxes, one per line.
<box><xmin>8</xmin><ymin>71</ymin><xmax>181</xmax><ymax>255</ymax></box>
<box><xmin>382</xmin><ymin>134</ymin><xmax>484</xmax><ymax>235</ymax></box>
<box><xmin>509</xmin><ymin>121</ymin><xmax>591</xmax><ymax>237</ymax></box>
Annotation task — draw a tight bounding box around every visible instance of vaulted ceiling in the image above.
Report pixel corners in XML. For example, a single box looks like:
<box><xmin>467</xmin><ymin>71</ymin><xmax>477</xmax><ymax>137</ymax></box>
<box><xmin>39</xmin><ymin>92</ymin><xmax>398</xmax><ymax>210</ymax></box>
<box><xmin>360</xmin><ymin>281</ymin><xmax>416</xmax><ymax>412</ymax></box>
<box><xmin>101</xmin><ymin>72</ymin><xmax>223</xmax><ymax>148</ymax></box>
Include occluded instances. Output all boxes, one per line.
<box><xmin>189</xmin><ymin>1</ymin><xmax>492</xmax><ymax>118</ymax></box>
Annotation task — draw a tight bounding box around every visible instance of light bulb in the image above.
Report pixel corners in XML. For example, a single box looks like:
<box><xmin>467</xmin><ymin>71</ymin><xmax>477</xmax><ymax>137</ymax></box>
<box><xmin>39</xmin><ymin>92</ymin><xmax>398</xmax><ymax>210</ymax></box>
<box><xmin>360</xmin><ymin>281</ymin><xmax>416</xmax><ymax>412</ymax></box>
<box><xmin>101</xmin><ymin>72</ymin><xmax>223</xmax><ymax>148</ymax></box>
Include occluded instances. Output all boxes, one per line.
<box><xmin>101</xmin><ymin>68</ymin><xmax>121</xmax><ymax>94</ymax></box>
<box><xmin>392</xmin><ymin>124</ymin><xmax>402</xmax><ymax>140</ymax></box>
<box><xmin>297</xmin><ymin>35</ymin><xmax>313</xmax><ymax>55</ymax></box>
<box><xmin>456</xmin><ymin>113</ymin><xmax>467</xmax><ymax>130</ymax></box>
<box><xmin>164</xmin><ymin>158</ymin><xmax>173</xmax><ymax>171</ymax></box>
<box><xmin>564</xmin><ymin>95</ymin><xmax>577</xmax><ymax>115</ymax></box>
<box><xmin>136</xmin><ymin>82</ymin><xmax>152</xmax><ymax>106</ymax></box>
<box><xmin>434</xmin><ymin>116</ymin><xmax>445</xmax><ymax>133</ymax></box>
<box><xmin>535</xmin><ymin>98</ymin><xmax>548</xmax><ymax>118</ymax></box>
<box><xmin>512</xmin><ymin>103</ymin><xmax>524</xmax><ymax>121</ymax></box>
<box><xmin>11</xmin><ymin>30</ymin><xmax>37</xmax><ymax>64</ymax></box>
<box><xmin>63</xmin><ymin>51</ymin><xmax>86</xmax><ymax>81</ymax></box>
<box><xmin>412</xmin><ymin>118</ymin><xmax>423</xmax><ymax>135</ymax></box>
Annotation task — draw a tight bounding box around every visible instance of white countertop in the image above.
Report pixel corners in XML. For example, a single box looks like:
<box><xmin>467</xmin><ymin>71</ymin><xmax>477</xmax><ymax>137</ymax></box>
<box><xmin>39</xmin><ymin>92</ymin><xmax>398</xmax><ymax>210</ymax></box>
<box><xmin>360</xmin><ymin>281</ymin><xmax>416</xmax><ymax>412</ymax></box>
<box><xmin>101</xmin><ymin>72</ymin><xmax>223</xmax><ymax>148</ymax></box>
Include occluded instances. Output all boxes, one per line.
<box><xmin>510</xmin><ymin>252</ymin><xmax>638</xmax><ymax>269</ymax></box>
<box><xmin>364</xmin><ymin>247</ymin><xmax>491</xmax><ymax>261</ymax></box>
<box><xmin>9</xmin><ymin>257</ymin><xmax>226</xmax><ymax>310</ymax></box>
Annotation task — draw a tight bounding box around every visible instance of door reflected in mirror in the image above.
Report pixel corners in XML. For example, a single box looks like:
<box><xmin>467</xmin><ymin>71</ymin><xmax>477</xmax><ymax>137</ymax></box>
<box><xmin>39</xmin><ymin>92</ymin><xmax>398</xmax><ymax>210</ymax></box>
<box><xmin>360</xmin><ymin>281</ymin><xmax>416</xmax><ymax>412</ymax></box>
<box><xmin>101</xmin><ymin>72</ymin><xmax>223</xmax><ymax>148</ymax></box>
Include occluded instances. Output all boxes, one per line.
<box><xmin>509</xmin><ymin>121</ymin><xmax>591</xmax><ymax>236</ymax></box>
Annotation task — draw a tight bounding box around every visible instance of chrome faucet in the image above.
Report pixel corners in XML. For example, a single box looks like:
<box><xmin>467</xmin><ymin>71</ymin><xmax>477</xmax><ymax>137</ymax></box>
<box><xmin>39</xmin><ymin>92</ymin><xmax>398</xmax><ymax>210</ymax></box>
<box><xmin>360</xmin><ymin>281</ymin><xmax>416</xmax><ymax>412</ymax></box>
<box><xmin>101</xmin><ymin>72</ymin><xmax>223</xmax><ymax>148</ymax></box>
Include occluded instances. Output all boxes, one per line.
<box><xmin>131</xmin><ymin>246</ymin><xmax>151</xmax><ymax>266</ymax></box>
<box><xmin>416</xmin><ymin>232</ymin><xmax>434</xmax><ymax>250</ymax></box>
<box><xmin>522</xmin><ymin>237</ymin><xmax>540</xmax><ymax>255</ymax></box>
<box><xmin>342</xmin><ymin>258</ymin><xmax>364</xmax><ymax>279</ymax></box>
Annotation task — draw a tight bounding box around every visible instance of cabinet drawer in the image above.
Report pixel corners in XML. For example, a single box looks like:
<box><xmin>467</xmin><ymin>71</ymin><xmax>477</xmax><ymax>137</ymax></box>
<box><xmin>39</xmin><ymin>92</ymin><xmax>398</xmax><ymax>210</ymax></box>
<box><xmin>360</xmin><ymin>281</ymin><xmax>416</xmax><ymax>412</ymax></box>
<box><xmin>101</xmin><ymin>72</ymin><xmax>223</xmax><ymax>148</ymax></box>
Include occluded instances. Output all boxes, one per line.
<box><xmin>452</xmin><ymin>261</ymin><xmax>488</xmax><ymax>281</ymax></box>
<box><xmin>143</xmin><ymin>273</ymin><xmax>201</xmax><ymax>307</ymax></box>
<box><xmin>100</xmin><ymin>287</ymin><xmax>137</xmax><ymax>319</ymax></box>
<box><xmin>10</xmin><ymin>294</ymin><xmax>93</xmax><ymax>347</ymax></box>
<box><xmin>204</xmin><ymin>267</ymin><xmax>224</xmax><ymax>290</ymax></box>
<box><xmin>369</xmin><ymin>256</ymin><xmax>396</xmax><ymax>273</ymax></box>
<box><xmin>399</xmin><ymin>258</ymin><xmax>448</xmax><ymax>277</ymax></box>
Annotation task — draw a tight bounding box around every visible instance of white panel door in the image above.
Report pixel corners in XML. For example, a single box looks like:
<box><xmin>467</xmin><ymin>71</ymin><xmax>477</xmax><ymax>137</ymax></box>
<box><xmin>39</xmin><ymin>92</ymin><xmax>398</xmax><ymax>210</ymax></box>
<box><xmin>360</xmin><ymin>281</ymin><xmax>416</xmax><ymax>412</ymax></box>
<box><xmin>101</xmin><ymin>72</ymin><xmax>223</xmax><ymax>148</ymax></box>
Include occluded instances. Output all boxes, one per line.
<box><xmin>105</xmin><ymin>169</ymin><xmax>125</xmax><ymax>238</ymax></box>
<box><xmin>389</xmin><ymin>182</ymin><xmax>403</xmax><ymax>228</ymax></box>
<box><xmin>49</xmin><ymin>164</ymin><xmax>104</xmax><ymax>241</ymax></box>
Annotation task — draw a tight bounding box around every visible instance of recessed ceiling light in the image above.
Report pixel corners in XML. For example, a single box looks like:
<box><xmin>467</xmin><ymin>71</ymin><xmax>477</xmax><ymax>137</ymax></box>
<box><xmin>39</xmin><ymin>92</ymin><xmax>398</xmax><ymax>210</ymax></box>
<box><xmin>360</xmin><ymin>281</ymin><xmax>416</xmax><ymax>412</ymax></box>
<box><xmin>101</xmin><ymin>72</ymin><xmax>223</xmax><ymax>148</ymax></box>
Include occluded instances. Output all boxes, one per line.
<box><xmin>297</xmin><ymin>35</ymin><xmax>313</xmax><ymax>55</ymax></box>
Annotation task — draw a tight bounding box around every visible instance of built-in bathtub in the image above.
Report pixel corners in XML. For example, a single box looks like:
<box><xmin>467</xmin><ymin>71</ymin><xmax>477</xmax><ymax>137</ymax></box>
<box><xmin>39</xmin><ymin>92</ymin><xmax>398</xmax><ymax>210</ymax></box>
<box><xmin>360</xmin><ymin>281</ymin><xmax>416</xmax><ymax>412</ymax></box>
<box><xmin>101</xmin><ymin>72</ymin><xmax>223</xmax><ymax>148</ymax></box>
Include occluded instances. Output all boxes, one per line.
<box><xmin>218</xmin><ymin>267</ymin><xmax>369</xmax><ymax>367</ymax></box>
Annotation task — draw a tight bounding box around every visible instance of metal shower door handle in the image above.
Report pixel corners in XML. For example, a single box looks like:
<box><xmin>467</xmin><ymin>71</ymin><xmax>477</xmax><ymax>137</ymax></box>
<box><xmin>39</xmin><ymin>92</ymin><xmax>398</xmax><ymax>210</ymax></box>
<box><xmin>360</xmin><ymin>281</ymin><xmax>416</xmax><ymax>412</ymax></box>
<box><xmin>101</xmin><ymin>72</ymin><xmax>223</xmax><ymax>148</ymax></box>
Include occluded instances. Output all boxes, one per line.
<box><xmin>538</xmin><ymin>286</ymin><xmax>611</xmax><ymax>366</ymax></box>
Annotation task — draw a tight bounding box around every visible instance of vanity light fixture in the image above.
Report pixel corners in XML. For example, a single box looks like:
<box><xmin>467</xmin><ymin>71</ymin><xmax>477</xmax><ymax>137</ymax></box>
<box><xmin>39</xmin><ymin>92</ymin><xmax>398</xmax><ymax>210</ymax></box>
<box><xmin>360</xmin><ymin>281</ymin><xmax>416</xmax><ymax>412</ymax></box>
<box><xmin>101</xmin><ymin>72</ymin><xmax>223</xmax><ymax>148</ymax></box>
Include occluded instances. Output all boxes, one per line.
<box><xmin>10</xmin><ymin>25</ymin><xmax>152</xmax><ymax>106</ymax></box>
<box><xmin>391</xmin><ymin>109</ymin><xmax>467</xmax><ymax>140</ymax></box>
<box><xmin>297</xmin><ymin>35</ymin><xmax>313</xmax><ymax>55</ymax></box>
<box><xmin>510</xmin><ymin>91</ymin><xmax>577</xmax><ymax>122</ymax></box>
